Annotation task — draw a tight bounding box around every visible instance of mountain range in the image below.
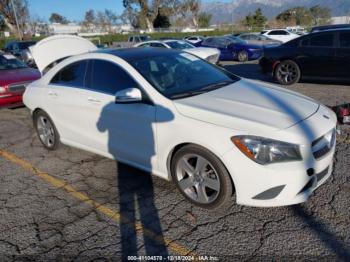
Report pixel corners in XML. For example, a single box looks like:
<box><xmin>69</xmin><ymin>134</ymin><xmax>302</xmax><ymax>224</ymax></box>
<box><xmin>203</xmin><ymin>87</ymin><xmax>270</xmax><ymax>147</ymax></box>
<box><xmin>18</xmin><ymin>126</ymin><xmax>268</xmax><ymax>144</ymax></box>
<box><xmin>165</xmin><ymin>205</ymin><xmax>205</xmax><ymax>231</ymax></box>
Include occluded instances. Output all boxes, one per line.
<box><xmin>201</xmin><ymin>0</ymin><xmax>350</xmax><ymax>24</ymax></box>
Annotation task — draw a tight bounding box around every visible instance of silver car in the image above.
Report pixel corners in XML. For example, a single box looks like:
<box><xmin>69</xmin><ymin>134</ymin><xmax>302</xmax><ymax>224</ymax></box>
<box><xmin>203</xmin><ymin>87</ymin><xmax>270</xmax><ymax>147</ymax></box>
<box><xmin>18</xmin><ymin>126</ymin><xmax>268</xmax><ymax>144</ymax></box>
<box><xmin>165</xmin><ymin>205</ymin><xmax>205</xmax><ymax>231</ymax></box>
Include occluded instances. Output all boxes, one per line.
<box><xmin>238</xmin><ymin>33</ymin><xmax>282</xmax><ymax>46</ymax></box>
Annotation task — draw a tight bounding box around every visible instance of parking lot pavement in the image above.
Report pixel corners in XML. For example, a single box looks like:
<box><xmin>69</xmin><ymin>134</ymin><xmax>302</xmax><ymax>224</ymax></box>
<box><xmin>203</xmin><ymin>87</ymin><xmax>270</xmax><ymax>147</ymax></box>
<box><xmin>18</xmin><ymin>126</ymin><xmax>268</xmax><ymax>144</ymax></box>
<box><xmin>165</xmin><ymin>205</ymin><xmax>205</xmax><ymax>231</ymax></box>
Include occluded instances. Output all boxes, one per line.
<box><xmin>0</xmin><ymin>63</ymin><xmax>350</xmax><ymax>260</ymax></box>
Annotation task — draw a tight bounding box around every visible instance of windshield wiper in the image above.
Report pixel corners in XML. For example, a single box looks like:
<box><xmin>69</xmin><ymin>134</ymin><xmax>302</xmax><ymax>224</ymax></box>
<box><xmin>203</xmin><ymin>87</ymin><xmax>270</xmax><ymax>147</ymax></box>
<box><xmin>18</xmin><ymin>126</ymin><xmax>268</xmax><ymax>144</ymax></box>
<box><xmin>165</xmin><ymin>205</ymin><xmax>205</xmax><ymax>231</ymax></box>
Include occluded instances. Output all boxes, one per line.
<box><xmin>170</xmin><ymin>90</ymin><xmax>207</xmax><ymax>99</ymax></box>
<box><xmin>199</xmin><ymin>80</ymin><xmax>234</xmax><ymax>91</ymax></box>
<box><xmin>170</xmin><ymin>81</ymin><xmax>234</xmax><ymax>100</ymax></box>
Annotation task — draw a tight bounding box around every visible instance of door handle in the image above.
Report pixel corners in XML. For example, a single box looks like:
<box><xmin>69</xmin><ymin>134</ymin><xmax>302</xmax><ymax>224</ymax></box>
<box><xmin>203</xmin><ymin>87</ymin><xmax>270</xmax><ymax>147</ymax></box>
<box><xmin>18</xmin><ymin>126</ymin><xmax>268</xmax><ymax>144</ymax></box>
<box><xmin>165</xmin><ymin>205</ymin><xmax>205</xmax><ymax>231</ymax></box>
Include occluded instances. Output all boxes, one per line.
<box><xmin>48</xmin><ymin>91</ymin><xmax>58</xmax><ymax>97</ymax></box>
<box><xmin>87</xmin><ymin>97</ymin><xmax>101</xmax><ymax>103</ymax></box>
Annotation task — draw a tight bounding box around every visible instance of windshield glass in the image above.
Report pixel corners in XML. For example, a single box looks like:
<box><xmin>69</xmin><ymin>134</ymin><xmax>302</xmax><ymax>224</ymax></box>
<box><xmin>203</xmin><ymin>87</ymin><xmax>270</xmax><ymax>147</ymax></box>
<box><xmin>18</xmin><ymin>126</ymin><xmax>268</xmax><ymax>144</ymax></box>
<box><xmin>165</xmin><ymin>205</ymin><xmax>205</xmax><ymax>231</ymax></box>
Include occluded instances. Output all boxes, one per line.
<box><xmin>0</xmin><ymin>54</ymin><xmax>27</xmax><ymax>70</ymax></box>
<box><xmin>18</xmin><ymin>41</ymin><xmax>36</xmax><ymax>49</ymax></box>
<box><xmin>166</xmin><ymin>41</ymin><xmax>195</xmax><ymax>49</ymax></box>
<box><xmin>226</xmin><ymin>36</ymin><xmax>246</xmax><ymax>44</ymax></box>
<box><xmin>130</xmin><ymin>52</ymin><xmax>239</xmax><ymax>99</ymax></box>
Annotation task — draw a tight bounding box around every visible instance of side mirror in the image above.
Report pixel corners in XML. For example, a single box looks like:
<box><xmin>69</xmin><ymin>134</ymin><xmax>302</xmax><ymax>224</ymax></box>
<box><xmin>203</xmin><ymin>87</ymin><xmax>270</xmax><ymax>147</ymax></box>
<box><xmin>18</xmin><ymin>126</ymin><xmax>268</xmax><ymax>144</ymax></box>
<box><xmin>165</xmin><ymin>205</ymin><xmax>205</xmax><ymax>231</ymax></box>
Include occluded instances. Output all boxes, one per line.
<box><xmin>115</xmin><ymin>88</ymin><xmax>142</xmax><ymax>103</ymax></box>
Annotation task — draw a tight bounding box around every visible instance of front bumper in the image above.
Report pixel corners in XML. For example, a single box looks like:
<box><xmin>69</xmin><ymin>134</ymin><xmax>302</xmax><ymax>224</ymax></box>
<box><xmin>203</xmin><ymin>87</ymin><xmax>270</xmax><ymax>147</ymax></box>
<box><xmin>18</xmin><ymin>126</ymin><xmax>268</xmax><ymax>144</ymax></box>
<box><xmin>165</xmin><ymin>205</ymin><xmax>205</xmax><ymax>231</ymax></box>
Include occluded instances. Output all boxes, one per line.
<box><xmin>222</xmin><ymin>146</ymin><xmax>334</xmax><ymax>207</ymax></box>
<box><xmin>221</xmin><ymin>107</ymin><xmax>337</xmax><ymax>207</ymax></box>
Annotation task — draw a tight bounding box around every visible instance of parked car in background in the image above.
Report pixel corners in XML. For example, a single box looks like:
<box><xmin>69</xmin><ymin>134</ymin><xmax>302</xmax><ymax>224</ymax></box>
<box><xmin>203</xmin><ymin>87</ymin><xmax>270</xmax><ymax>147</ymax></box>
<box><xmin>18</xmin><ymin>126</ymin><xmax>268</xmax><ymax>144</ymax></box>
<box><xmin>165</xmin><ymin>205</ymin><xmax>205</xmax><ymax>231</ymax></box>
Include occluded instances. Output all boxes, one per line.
<box><xmin>135</xmin><ymin>40</ymin><xmax>220</xmax><ymax>64</ymax></box>
<box><xmin>113</xmin><ymin>35</ymin><xmax>151</xmax><ymax>48</ymax></box>
<box><xmin>237</xmin><ymin>33</ymin><xmax>282</xmax><ymax>46</ymax></box>
<box><xmin>201</xmin><ymin>36</ymin><xmax>262</xmax><ymax>62</ymax></box>
<box><xmin>25</xmin><ymin>35</ymin><xmax>337</xmax><ymax>209</ymax></box>
<box><xmin>310</xmin><ymin>24</ymin><xmax>350</xmax><ymax>33</ymax></box>
<box><xmin>183</xmin><ymin>36</ymin><xmax>204</xmax><ymax>46</ymax></box>
<box><xmin>261</xmin><ymin>29</ymin><xmax>300</xmax><ymax>43</ymax></box>
<box><xmin>4</xmin><ymin>40</ymin><xmax>37</xmax><ymax>66</ymax></box>
<box><xmin>259</xmin><ymin>29</ymin><xmax>350</xmax><ymax>85</ymax></box>
<box><xmin>0</xmin><ymin>52</ymin><xmax>41</xmax><ymax>108</ymax></box>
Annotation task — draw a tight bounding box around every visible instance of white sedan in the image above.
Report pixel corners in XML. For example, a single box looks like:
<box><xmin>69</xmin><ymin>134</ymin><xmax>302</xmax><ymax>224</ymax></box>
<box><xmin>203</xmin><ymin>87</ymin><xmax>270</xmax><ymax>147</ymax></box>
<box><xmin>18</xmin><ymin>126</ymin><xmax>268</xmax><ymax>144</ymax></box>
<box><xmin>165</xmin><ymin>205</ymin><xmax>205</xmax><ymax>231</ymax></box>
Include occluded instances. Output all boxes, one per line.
<box><xmin>261</xmin><ymin>29</ymin><xmax>300</xmax><ymax>43</ymax></box>
<box><xmin>134</xmin><ymin>40</ymin><xmax>220</xmax><ymax>64</ymax></box>
<box><xmin>24</xmin><ymin>35</ymin><xmax>337</xmax><ymax>209</ymax></box>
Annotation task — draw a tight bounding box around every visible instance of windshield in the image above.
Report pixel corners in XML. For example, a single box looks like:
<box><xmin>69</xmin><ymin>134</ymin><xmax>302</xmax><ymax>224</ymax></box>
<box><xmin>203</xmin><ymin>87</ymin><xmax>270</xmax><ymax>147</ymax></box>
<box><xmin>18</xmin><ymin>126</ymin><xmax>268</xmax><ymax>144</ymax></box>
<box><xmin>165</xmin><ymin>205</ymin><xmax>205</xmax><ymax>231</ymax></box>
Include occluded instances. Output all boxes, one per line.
<box><xmin>226</xmin><ymin>36</ymin><xmax>246</xmax><ymax>44</ymax></box>
<box><xmin>0</xmin><ymin>54</ymin><xmax>27</xmax><ymax>70</ymax></box>
<box><xmin>166</xmin><ymin>41</ymin><xmax>195</xmax><ymax>49</ymax></box>
<box><xmin>18</xmin><ymin>41</ymin><xmax>36</xmax><ymax>49</ymax></box>
<box><xmin>130</xmin><ymin>52</ymin><xmax>240</xmax><ymax>99</ymax></box>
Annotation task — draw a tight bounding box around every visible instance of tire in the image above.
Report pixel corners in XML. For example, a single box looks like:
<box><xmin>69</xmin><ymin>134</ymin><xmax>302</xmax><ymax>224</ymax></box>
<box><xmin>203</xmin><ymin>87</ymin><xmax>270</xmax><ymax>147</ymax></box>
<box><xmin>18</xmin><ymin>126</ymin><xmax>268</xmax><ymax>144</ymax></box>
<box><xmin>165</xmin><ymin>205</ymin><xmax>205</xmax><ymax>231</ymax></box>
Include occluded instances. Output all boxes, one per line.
<box><xmin>171</xmin><ymin>144</ymin><xmax>233</xmax><ymax>210</ymax></box>
<box><xmin>237</xmin><ymin>50</ymin><xmax>248</xmax><ymax>62</ymax></box>
<box><xmin>33</xmin><ymin>110</ymin><xmax>60</xmax><ymax>150</ymax></box>
<box><xmin>275</xmin><ymin>60</ymin><xmax>301</xmax><ymax>85</ymax></box>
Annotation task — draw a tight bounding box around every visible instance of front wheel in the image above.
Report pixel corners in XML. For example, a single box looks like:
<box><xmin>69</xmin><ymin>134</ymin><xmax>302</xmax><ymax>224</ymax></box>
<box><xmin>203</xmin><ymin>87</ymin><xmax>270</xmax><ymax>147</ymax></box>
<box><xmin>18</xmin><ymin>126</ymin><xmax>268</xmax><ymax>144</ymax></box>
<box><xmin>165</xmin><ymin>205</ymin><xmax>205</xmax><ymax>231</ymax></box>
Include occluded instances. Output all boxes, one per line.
<box><xmin>33</xmin><ymin>110</ymin><xmax>60</xmax><ymax>150</ymax></box>
<box><xmin>237</xmin><ymin>50</ymin><xmax>248</xmax><ymax>62</ymax></box>
<box><xmin>275</xmin><ymin>60</ymin><xmax>301</xmax><ymax>85</ymax></box>
<box><xmin>171</xmin><ymin>145</ymin><xmax>233</xmax><ymax>210</ymax></box>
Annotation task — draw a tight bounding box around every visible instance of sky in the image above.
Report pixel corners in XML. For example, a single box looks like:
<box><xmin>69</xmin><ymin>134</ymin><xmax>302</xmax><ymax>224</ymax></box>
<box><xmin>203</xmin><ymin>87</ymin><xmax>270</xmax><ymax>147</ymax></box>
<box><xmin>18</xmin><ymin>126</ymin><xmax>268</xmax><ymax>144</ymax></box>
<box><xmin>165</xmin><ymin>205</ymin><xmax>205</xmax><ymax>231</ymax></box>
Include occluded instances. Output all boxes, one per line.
<box><xmin>28</xmin><ymin>0</ymin><xmax>232</xmax><ymax>22</ymax></box>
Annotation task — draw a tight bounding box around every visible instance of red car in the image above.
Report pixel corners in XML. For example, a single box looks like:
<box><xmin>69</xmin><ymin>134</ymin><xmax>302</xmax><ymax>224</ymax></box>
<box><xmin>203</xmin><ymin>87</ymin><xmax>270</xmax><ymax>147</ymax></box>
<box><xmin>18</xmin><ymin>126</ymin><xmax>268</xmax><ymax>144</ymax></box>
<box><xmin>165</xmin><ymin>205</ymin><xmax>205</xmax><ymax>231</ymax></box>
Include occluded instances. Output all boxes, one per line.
<box><xmin>0</xmin><ymin>53</ymin><xmax>41</xmax><ymax>108</ymax></box>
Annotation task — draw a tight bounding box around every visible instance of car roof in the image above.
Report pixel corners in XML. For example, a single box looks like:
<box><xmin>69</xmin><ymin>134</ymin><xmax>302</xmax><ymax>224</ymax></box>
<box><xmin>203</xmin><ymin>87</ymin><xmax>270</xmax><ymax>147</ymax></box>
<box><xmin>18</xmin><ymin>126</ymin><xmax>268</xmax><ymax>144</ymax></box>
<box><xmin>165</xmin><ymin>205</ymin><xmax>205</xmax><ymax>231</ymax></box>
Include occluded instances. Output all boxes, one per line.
<box><xmin>96</xmin><ymin>47</ymin><xmax>180</xmax><ymax>62</ymax></box>
<box><xmin>309</xmin><ymin>28</ymin><xmax>350</xmax><ymax>34</ymax></box>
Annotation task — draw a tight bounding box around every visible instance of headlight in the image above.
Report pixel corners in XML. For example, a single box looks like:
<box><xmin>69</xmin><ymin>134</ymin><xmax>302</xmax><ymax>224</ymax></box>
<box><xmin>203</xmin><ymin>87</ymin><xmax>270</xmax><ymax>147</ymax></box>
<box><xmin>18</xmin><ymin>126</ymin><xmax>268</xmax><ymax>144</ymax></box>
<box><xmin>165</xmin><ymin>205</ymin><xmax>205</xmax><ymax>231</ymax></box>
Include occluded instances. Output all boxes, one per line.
<box><xmin>231</xmin><ymin>136</ymin><xmax>302</xmax><ymax>165</ymax></box>
<box><xmin>0</xmin><ymin>86</ymin><xmax>7</xmax><ymax>93</ymax></box>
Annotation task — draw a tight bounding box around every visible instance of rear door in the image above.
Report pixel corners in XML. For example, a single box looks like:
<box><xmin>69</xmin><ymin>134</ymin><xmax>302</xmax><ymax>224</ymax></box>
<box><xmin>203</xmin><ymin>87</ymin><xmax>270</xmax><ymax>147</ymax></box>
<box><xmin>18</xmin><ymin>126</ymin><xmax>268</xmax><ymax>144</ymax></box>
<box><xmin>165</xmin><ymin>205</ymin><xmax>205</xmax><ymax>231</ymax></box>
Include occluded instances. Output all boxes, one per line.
<box><xmin>45</xmin><ymin>60</ymin><xmax>91</xmax><ymax>145</ymax></box>
<box><xmin>296</xmin><ymin>32</ymin><xmax>336</xmax><ymax>78</ymax></box>
<box><xmin>335</xmin><ymin>31</ymin><xmax>350</xmax><ymax>79</ymax></box>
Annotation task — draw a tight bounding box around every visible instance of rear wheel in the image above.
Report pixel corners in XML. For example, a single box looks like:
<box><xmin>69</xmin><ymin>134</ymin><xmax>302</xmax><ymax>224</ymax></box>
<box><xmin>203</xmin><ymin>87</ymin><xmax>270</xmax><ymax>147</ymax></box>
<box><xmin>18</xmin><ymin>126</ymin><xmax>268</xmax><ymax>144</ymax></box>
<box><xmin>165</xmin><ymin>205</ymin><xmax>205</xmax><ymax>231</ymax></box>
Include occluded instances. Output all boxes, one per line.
<box><xmin>171</xmin><ymin>145</ymin><xmax>233</xmax><ymax>210</ymax></box>
<box><xmin>275</xmin><ymin>60</ymin><xmax>301</xmax><ymax>85</ymax></box>
<box><xmin>33</xmin><ymin>110</ymin><xmax>60</xmax><ymax>150</ymax></box>
<box><xmin>237</xmin><ymin>50</ymin><xmax>248</xmax><ymax>62</ymax></box>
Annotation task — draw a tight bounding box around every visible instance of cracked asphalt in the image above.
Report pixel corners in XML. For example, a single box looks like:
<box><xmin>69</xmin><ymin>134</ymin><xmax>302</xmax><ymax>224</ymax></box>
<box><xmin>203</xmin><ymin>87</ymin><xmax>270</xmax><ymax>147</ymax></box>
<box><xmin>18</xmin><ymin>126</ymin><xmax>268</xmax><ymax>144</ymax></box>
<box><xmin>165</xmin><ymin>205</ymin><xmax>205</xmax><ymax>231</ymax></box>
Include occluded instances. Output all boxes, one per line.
<box><xmin>0</xmin><ymin>61</ymin><xmax>350</xmax><ymax>261</ymax></box>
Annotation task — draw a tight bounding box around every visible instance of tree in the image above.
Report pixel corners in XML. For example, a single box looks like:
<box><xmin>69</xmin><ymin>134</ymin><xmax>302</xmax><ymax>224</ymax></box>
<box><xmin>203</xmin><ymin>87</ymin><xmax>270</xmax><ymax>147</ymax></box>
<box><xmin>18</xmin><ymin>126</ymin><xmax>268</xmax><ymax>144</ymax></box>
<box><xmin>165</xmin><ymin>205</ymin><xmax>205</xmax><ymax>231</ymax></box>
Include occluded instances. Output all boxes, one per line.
<box><xmin>153</xmin><ymin>11</ymin><xmax>170</xmax><ymax>28</ymax></box>
<box><xmin>310</xmin><ymin>5</ymin><xmax>331</xmax><ymax>25</ymax></box>
<box><xmin>0</xmin><ymin>0</ymin><xmax>30</xmax><ymax>38</ymax></box>
<box><xmin>276</xmin><ymin>7</ymin><xmax>312</xmax><ymax>26</ymax></box>
<box><xmin>123</xmin><ymin>0</ymin><xmax>163</xmax><ymax>31</ymax></box>
<box><xmin>49</xmin><ymin>12</ymin><xmax>69</xmax><ymax>24</ymax></box>
<box><xmin>198</xmin><ymin>12</ymin><xmax>212</xmax><ymax>28</ymax></box>
<box><xmin>244</xmin><ymin>8</ymin><xmax>267</xmax><ymax>29</ymax></box>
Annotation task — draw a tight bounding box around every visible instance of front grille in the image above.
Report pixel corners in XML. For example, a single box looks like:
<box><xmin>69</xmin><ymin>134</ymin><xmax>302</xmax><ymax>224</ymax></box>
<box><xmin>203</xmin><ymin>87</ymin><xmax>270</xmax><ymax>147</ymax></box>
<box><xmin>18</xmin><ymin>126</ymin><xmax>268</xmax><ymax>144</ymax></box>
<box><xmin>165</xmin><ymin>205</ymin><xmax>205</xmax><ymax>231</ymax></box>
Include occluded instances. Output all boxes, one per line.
<box><xmin>8</xmin><ymin>82</ymin><xmax>30</xmax><ymax>93</ymax></box>
<box><xmin>312</xmin><ymin>129</ymin><xmax>336</xmax><ymax>159</ymax></box>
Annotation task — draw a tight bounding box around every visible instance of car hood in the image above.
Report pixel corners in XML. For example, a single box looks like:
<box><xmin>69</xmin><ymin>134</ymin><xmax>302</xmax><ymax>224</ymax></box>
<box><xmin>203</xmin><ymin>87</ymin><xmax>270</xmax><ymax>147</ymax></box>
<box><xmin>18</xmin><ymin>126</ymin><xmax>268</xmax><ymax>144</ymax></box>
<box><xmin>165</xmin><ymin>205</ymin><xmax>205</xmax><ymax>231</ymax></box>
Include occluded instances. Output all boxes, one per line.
<box><xmin>0</xmin><ymin>67</ymin><xmax>41</xmax><ymax>86</ymax></box>
<box><xmin>173</xmin><ymin>79</ymin><xmax>319</xmax><ymax>132</ymax></box>
<box><xmin>184</xmin><ymin>47</ymin><xmax>219</xmax><ymax>58</ymax></box>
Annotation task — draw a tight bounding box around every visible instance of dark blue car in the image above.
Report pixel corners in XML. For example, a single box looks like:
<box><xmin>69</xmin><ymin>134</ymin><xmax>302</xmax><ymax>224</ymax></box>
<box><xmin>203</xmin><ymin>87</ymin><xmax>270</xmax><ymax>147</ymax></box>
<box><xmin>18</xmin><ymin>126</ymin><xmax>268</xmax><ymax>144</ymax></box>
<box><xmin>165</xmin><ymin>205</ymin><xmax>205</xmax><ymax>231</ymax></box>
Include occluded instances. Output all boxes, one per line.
<box><xmin>200</xmin><ymin>36</ymin><xmax>262</xmax><ymax>62</ymax></box>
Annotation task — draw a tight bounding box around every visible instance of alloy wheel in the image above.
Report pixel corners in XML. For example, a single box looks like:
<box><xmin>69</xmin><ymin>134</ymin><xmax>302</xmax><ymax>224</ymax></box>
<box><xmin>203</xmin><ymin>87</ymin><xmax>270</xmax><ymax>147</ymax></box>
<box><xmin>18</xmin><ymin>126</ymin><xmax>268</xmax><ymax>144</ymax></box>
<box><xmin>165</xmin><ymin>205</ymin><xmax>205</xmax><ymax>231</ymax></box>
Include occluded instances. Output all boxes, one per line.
<box><xmin>276</xmin><ymin>62</ymin><xmax>299</xmax><ymax>84</ymax></box>
<box><xmin>36</xmin><ymin>116</ymin><xmax>55</xmax><ymax>148</ymax></box>
<box><xmin>176</xmin><ymin>154</ymin><xmax>221</xmax><ymax>204</ymax></box>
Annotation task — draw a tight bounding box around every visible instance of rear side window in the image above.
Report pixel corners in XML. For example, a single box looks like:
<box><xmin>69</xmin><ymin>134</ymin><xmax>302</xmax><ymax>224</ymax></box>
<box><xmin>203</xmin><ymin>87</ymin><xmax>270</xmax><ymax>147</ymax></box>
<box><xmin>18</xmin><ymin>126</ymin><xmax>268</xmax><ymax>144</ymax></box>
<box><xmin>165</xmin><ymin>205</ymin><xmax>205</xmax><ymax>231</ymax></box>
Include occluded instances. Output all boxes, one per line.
<box><xmin>50</xmin><ymin>60</ymin><xmax>88</xmax><ymax>88</ymax></box>
<box><xmin>90</xmin><ymin>60</ymin><xmax>139</xmax><ymax>95</ymax></box>
<box><xmin>309</xmin><ymin>34</ymin><xmax>333</xmax><ymax>47</ymax></box>
<box><xmin>150</xmin><ymin>43</ymin><xmax>166</xmax><ymax>48</ymax></box>
<box><xmin>339</xmin><ymin>33</ymin><xmax>350</xmax><ymax>48</ymax></box>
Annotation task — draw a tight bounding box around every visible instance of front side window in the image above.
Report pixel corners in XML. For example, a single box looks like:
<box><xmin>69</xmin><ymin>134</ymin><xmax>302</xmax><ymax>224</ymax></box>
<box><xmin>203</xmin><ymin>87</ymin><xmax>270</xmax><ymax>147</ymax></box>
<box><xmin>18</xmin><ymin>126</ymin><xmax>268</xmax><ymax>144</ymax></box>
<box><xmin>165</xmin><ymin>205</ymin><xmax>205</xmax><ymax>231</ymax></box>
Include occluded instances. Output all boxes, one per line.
<box><xmin>130</xmin><ymin>52</ymin><xmax>240</xmax><ymax>99</ymax></box>
<box><xmin>90</xmin><ymin>60</ymin><xmax>139</xmax><ymax>95</ymax></box>
<box><xmin>50</xmin><ymin>60</ymin><xmax>87</xmax><ymax>87</ymax></box>
<box><xmin>309</xmin><ymin>34</ymin><xmax>333</xmax><ymax>47</ymax></box>
<box><xmin>339</xmin><ymin>33</ymin><xmax>350</xmax><ymax>48</ymax></box>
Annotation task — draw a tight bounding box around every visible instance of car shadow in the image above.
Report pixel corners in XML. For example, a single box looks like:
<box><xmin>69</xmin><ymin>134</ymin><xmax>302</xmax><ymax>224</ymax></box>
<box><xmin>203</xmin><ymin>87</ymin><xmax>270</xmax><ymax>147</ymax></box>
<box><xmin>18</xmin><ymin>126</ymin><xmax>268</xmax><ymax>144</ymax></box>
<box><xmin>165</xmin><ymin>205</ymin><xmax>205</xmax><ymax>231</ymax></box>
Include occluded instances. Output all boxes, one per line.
<box><xmin>96</xmin><ymin>101</ymin><xmax>174</xmax><ymax>260</ymax></box>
